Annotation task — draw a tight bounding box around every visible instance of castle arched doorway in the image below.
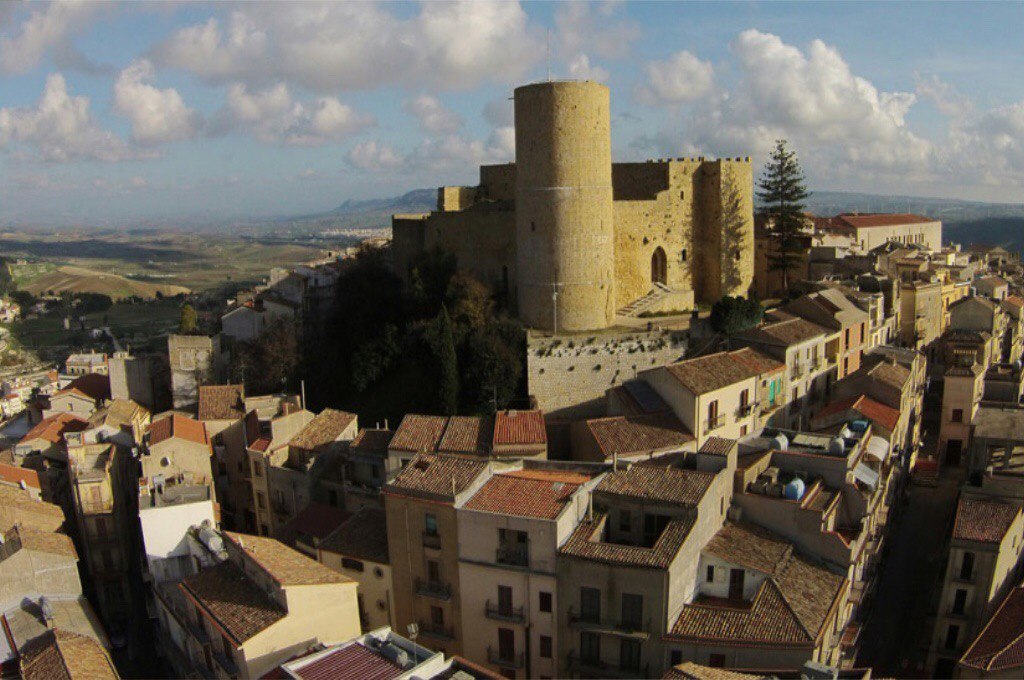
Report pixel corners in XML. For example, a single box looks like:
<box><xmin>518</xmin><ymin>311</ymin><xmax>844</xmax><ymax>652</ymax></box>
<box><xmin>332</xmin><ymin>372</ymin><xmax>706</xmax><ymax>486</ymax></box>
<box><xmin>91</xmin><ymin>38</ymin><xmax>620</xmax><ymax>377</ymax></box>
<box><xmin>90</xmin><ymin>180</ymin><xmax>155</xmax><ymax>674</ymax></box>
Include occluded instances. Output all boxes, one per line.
<box><xmin>651</xmin><ymin>247</ymin><xmax>667</xmax><ymax>285</ymax></box>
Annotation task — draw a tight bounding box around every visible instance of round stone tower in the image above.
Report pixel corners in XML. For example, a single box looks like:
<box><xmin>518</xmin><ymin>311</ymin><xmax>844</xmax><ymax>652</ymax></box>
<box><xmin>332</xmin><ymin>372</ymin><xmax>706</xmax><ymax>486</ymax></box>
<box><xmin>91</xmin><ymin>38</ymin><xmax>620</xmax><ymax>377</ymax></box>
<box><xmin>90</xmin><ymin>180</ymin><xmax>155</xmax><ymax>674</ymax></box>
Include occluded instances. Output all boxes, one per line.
<box><xmin>514</xmin><ymin>80</ymin><xmax>616</xmax><ymax>332</ymax></box>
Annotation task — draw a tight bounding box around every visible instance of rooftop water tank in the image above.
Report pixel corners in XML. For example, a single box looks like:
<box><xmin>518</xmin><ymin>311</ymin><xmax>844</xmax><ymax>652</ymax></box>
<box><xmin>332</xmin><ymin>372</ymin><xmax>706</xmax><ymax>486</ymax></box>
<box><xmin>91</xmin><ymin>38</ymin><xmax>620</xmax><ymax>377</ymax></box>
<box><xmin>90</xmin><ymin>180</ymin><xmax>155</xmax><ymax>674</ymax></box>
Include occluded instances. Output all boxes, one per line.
<box><xmin>770</xmin><ymin>433</ymin><xmax>789</xmax><ymax>451</ymax></box>
<box><xmin>784</xmin><ymin>477</ymin><xmax>806</xmax><ymax>501</ymax></box>
<box><xmin>849</xmin><ymin>420</ymin><xmax>870</xmax><ymax>434</ymax></box>
<box><xmin>828</xmin><ymin>437</ymin><xmax>846</xmax><ymax>456</ymax></box>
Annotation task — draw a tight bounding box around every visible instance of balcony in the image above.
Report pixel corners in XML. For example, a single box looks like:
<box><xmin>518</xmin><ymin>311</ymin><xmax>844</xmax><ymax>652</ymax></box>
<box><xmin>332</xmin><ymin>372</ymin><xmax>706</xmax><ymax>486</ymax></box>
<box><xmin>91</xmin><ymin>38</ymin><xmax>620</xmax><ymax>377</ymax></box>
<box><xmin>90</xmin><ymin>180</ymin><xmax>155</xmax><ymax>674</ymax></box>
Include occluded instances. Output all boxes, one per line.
<box><xmin>422</xmin><ymin>531</ymin><xmax>441</xmax><ymax>550</ymax></box>
<box><xmin>736</xmin><ymin>403</ymin><xmax>754</xmax><ymax>418</ymax></box>
<box><xmin>415</xmin><ymin>578</ymin><xmax>452</xmax><ymax>600</ymax></box>
<box><xmin>485</xmin><ymin>601</ymin><xmax>525</xmax><ymax>623</ymax></box>
<box><xmin>418</xmin><ymin>621</ymin><xmax>454</xmax><ymax>641</ymax></box>
<box><xmin>496</xmin><ymin>546</ymin><xmax>528</xmax><ymax>568</ymax></box>
<box><xmin>487</xmin><ymin>647</ymin><xmax>525</xmax><ymax>669</ymax></box>
<box><xmin>567</xmin><ymin>652</ymin><xmax>648</xmax><ymax>679</ymax></box>
<box><xmin>567</xmin><ymin>608</ymin><xmax>651</xmax><ymax>640</ymax></box>
<box><xmin>78</xmin><ymin>499</ymin><xmax>114</xmax><ymax>514</ymax></box>
<box><xmin>705</xmin><ymin>414</ymin><xmax>726</xmax><ymax>432</ymax></box>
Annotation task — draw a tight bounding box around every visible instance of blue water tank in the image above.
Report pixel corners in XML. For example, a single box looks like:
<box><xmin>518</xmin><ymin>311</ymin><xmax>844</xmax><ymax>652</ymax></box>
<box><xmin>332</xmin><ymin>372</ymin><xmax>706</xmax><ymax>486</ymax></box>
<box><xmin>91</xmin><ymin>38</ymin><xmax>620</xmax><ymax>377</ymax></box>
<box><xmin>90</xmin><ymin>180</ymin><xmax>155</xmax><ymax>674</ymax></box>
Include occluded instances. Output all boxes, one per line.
<box><xmin>849</xmin><ymin>420</ymin><xmax>870</xmax><ymax>434</ymax></box>
<box><xmin>784</xmin><ymin>477</ymin><xmax>806</xmax><ymax>501</ymax></box>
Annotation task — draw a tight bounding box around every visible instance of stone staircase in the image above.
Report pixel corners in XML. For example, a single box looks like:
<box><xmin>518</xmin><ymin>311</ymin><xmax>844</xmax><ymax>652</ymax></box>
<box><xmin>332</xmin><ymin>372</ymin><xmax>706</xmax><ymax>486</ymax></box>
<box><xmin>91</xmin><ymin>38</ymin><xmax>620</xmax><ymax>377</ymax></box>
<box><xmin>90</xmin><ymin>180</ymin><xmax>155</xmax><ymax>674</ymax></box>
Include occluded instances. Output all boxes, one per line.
<box><xmin>617</xmin><ymin>283</ymin><xmax>672</xmax><ymax>317</ymax></box>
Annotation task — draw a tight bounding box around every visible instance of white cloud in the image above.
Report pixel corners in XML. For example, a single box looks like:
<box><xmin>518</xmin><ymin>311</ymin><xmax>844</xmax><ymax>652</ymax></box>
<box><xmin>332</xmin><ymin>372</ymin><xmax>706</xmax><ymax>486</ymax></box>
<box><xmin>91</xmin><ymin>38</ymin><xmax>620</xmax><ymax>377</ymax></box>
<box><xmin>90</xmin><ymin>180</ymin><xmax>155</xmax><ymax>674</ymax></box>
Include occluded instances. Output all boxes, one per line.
<box><xmin>483</xmin><ymin>98</ymin><xmax>513</xmax><ymax>128</ymax></box>
<box><xmin>347</xmin><ymin>141</ymin><xmax>402</xmax><ymax>172</ymax></box>
<box><xmin>637</xmin><ymin>51</ymin><xmax>715</xmax><ymax>105</ymax></box>
<box><xmin>0</xmin><ymin>73</ymin><xmax>141</xmax><ymax>162</ymax></box>
<box><xmin>155</xmin><ymin>2</ymin><xmax>543</xmax><ymax>92</ymax></box>
<box><xmin>915</xmin><ymin>74</ymin><xmax>974</xmax><ymax>119</ymax></box>
<box><xmin>566</xmin><ymin>54</ymin><xmax>608</xmax><ymax>82</ymax></box>
<box><xmin>555</xmin><ymin>1</ymin><xmax>639</xmax><ymax>61</ymax></box>
<box><xmin>0</xmin><ymin>1</ymin><xmax>100</xmax><ymax>75</ymax></box>
<box><xmin>223</xmin><ymin>83</ymin><xmax>374</xmax><ymax>146</ymax></box>
<box><xmin>130</xmin><ymin>176</ymin><xmax>148</xmax><ymax>188</ymax></box>
<box><xmin>114</xmin><ymin>59</ymin><xmax>201</xmax><ymax>145</ymax></box>
<box><xmin>404</xmin><ymin>95</ymin><xmax>463</xmax><ymax>135</ymax></box>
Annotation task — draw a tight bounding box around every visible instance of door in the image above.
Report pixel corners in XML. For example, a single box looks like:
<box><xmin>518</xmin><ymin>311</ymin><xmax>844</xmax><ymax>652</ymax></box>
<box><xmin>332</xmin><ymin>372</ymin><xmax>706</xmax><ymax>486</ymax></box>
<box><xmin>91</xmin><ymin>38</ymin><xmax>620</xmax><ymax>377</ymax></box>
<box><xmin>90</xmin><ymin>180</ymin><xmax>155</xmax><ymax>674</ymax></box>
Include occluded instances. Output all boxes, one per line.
<box><xmin>498</xmin><ymin>585</ymin><xmax>513</xmax><ymax>617</ymax></box>
<box><xmin>498</xmin><ymin>627</ymin><xmax>515</xmax><ymax>661</ymax></box>
<box><xmin>728</xmin><ymin>568</ymin><xmax>745</xmax><ymax>600</ymax></box>
<box><xmin>946</xmin><ymin>440</ymin><xmax>963</xmax><ymax>466</ymax></box>
<box><xmin>651</xmin><ymin>247</ymin><xmax>667</xmax><ymax>285</ymax></box>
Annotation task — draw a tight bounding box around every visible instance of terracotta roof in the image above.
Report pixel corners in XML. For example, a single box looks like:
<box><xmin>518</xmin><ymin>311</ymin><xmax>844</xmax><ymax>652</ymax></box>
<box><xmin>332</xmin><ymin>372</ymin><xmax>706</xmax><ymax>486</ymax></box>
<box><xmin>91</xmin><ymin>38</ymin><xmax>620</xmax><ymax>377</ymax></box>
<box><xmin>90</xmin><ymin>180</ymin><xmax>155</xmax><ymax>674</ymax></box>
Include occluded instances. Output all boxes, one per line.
<box><xmin>1004</xmin><ymin>295</ymin><xmax>1024</xmax><ymax>308</ymax></box>
<box><xmin>493</xmin><ymin>410</ymin><xmax>546</xmax><ymax>447</ymax></box>
<box><xmin>699</xmin><ymin>437</ymin><xmax>737</xmax><ymax>457</ymax></box>
<box><xmin>0</xmin><ymin>459</ymin><xmax>42</xmax><ymax>490</ymax></box>
<box><xmin>197</xmin><ymin>384</ymin><xmax>246</xmax><ymax>421</ymax></box>
<box><xmin>977</xmin><ymin>275</ymin><xmax>1009</xmax><ymax>288</ymax></box>
<box><xmin>953</xmin><ymin>498</ymin><xmax>1020</xmax><ymax>543</ymax></box>
<box><xmin>289</xmin><ymin>409</ymin><xmax>357</xmax><ymax>451</ymax></box>
<box><xmin>350</xmin><ymin>428</ymin><xmax>393</xmax><ymax>455</ymax></box>
<box><xmin>19</xmin><ymin>629</ymin><xmax>119</xmax><ymax>680</ymax></box>
<box><xmin>597</xmin><ymin>465</ymin><xmax>715</xmax><ymax>507</ymax></box>
<box><xmin>669</xmin><ymin>523</ymin><xmax>845</xmax><ymax>647</ymax></box>
<box><xmin>93</xmin><ymin>399</ymin><xmax>148</xmax><ymax>427</ymax></box>
<box><xmin>814</xmin><ymin>394</ymin><xmax>901</xmax><ymax>432</ymax></box>
<box><xmin>960</xmin><ymin>586</ymin><xmax>1024</xmax><ymax>671</ymax></box>
<box><xmin>4</xmin><ymin>525</ymin><xmax>77</xmax><ymax>559</ymax></box>
<box><xmin>560</xmin><ymin>512</ymin><xmax>696</xmax><ymax>569</ymax></box>
<box><xmin>585</xmin><ymin>412</ymin><xmax>694</xmax><ymax>458</ymax></box>
<box><xmin>223</xmin><ymin>531</ymin><xmax>354</xmax><ymax>586</ymax></box>
<box><xmin>55</xmin><ymin>374</ymin><xmax>110</xmax><ymax>402</ymax></box>
<box><xmin>319</xmin><ymin>506</ymin><xmax>389</xmax><ymax>564</ymax></box>
<box><xmin>384</xmin><ymin>453</ymin><xmax>489</xmax><ymax>502</ymax></box>
<box><xmin>147</xmin><ymin>413</ymin><xmax>209</xmax><ymax>447</ymax></box>
<box><xmin>280</xmin><ymin>503</ymin><xmax>351</xmax><ymax>546</ymax></box>
<box><xmin>389</xmin><ymin>414</ymin><xmax>447</xmax><ymax>453</ymax></box>
<box><xmin>0</xmin><ymin>485</ymin><xmax>65</xmax><ymax>533</ymax></box>
<box><xmin>740</xmin><ymin>318</ymin><xmax>829</xmax><ymax>348</ymax></box>
<box><xmin>865</xmin><ymin>358</ymin><xmax>912</xmax><ymax>391</ymax></box>
<box><xmin>19</xmin><ymin>413</ymin><xmax>88</xmax><ymax>445</ymax></box>
<box><xmin>663</xmin><ymin>349</ymin><xmax>783</xmax><ymax>396</ymax></box>
<box><xmin>834</xmin><ymin>213</ymin><xmax>936</xmax><ymax>229</ymax></box>
<box><xmin>465</xmin><ymin>471</ymin><xmax>581</xmax><ymax>520</ymax></box>
<box><xmin>181</xmin><ymin>560</ymin><xmax>286</xmax><ymax>643</ymax></box>
<box><xmin>289</xmin><ymin>642</ymin><xmax>403</xmax><ymax>680</ymax></box>
<box><xmin>664</xmin><ymin>662</ymin><xmax>758</xmax><ymax>680</ymax></box>
<box><xmin>438</xmin><ymin>415</ymin><xmax>492</xmax><ymax>455</ymax></box>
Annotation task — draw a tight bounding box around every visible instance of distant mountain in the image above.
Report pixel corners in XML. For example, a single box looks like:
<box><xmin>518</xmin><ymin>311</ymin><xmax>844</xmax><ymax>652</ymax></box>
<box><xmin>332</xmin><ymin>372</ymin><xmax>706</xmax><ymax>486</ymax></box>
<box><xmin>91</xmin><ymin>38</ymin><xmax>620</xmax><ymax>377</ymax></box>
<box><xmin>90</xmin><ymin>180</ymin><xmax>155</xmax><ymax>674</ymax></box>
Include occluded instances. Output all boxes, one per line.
<box><xmin>329</xmin><ymin>188</ymin><xmax>435</xmax><ymax>216</ymax></box>
<box><xmin>803</xmin><ymin>190</ymin><xmax>1024</xmax><ymax>223</ymax></box>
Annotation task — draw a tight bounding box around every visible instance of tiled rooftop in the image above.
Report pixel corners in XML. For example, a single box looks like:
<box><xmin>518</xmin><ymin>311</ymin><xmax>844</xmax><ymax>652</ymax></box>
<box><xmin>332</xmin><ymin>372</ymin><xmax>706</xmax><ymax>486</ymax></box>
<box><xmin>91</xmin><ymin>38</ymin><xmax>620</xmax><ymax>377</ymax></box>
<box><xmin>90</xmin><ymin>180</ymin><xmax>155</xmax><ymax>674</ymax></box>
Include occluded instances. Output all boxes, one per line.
<box><xmin>55</xmin><ymin>373</ymin><xmax>110</xmax><ymax>402</ymax></box>
<box><xmin>181</xmin><ymin>560</ymin><xmax>287</xmax><ymax>643</ymax></box>
<box><xmin>19</xmin><ymin>412</ymin><xmax>88</xmax><ymax>445</ymax></box>
<box><xmin>289</xmin><ymin>409</ymin><xmax>357</xmax><ymax>451</ymax></box>
<box><xmin>741</xmin><ymin>317</ymin><xmax>829</xmax><ymax>347</ymax></box>
<box><xmin>834</xmin><ymin>213</ymin><xmax>935</xmax><ymax>229</ymax></box>
<box><xmin>223</xmin><ymin>531</ymin><xmax>353</xmax><ymax>586</ymax></box>
<box><xmin>584</xmin><ymin>412</ymin><xmax>693</xmax><ymax>458</ymax></box>
<box><xmin>384</xmin><ymin>453</ymin><xmax>489</xmax><ymax>502</ymax></box>
<box><xmin>953</xmin><ymin>498</ymin><xmax>1020</xmax><ymax>544</ymax></box>
<box><xmin>287</xmin><ymin>641</ymin><xmax>404</xmax><ymax>680</ymax></box>
<box><xmin>664</xmin><ymin>662</ymin><xmax>757</xmax><ymax>680</ymax></box>
<box><xmin>18</xmin><ymin>629</ymin><xmax>118</xmax><ymax>680</ymax></box>
<box><xmin>319</xmin><ymin>506</ymin><xmax>390</xmax><ymax>564</ymax></box>
<box><xmin>197</xmin><ymin>384</ymin><xmax>246</xmax><ymax>421</ymax></box>
<box><xmin>279</xmin><ymin>503</ymin><xmax>351</xmax><ymax>546</ymax></box>
<box><xmin>960</xmin><ymin>586</ymin><xmax>1024</xmax><ymax>672</ymax></box>
<box><xmin>350</xmin><ymin>428</ymin><xmax>394</xmax><ymax>454</ymax></box>
<box><xmin>0</xmin><ymin>485</ymin><xmax>65</xmax><ymax>533</ymax></box>
<box><xmin>699</xmin><ymin>437</ymin><xmax>737</xmax><ymax>457</ymax></box>
<box><xmin>662</xmin><ymin>348</ymin><xmax>783</xmax><ymax>396</ymax></box>
<box><xmin>438</xmin><ymin>415</ymin><xmax>491</xmax><ymax>455</ymax></box>
<box><xmin>493</xmin><ymin>410</ymin><xmax>546</xmax><ymax>447</ymax></box>
<box><xmin>464</xmin><ymin>470</ymin><xmax>582</xmax><ymax>520</ymax></box>
<box><xmin>148</xmin><ymin>413</ymin><xmax>209</xmax><ymax>447</ymax></box>
<box><xmin>389</xmin><ymin>414</ymin><xmax>448</xmax><ymax>453</ymax></box>
<box><xmin>559</xmin><ymin>512</ymin><xmax>696</xmax><ymax>570</ymax></box>
<box><xmin>814</xmin><ymin>394</ymin><xmax>901</xmax><ymax>432</ymax></box>
<box><xmin>596</xmin><ymin>465</ymin><xmax>715</xmax><ymax>507</ymax></box>
<box><xmin>3</xmin><ymin>525</ymin><xmax>77</xmax><ymax>560</ymax></box>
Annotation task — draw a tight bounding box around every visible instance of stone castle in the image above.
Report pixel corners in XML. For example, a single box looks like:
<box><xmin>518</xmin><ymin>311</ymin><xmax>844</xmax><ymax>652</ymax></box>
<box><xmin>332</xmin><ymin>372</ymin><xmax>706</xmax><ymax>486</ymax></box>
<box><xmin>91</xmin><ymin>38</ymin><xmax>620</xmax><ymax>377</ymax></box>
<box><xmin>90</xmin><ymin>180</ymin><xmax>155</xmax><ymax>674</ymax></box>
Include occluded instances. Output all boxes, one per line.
<box><xmin>392</xmin><ymin>80</ymin><xmax>754</xmax><ymax>333</ymax></box>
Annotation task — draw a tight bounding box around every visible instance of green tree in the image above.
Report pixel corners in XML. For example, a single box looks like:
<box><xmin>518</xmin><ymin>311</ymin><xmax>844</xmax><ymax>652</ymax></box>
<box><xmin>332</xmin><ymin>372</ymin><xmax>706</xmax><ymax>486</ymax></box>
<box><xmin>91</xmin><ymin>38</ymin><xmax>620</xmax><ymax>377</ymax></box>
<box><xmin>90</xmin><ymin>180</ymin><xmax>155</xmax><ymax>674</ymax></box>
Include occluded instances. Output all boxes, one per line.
<box><xmin>427</xmin><ymin>306</ymin><xmax>459</xmax><ymax>415</ymax></box>
<box><xmin>757</xmin><ymin>139</ymin><xmax>810</xmax><ymax>291</ymax></box>
<box><xmin>178</xmin><ymin>303</ymin><xmax>197</xmax><ymax>334</ymax></box>
<box><xmin>709</xmin><ymin>295</ymin><xmax>763</xmax><ymax>335</ymax></box>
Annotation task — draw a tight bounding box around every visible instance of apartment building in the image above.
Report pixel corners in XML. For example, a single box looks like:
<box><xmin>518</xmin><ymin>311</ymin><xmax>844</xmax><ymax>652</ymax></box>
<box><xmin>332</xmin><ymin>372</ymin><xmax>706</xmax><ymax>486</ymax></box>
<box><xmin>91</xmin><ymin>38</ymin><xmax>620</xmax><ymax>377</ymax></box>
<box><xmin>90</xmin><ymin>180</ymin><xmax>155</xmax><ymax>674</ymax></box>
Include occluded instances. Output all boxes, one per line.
<box><xmin>170</xmin><ymin>530</ymin><xmax>361</xmax><ymax>678</ymax></box>
<box><xmin>317</xmin><ymin>506</ymin><xmax>394</xmax><ymax>632</ymax></box>
<box><xmin>975</xmin><ymin>275</ymin><xmax>1010</xmax><ymax>302</ymax></box>
<box><xmin>457</xmin><ymin>464</ymin><xmax>604</xmax><ymax>679</ymax></box>
<box><xmin>738</xmin><ymin>316</ymin><xmax>837</xmax><ymax>430</ymax></box>
<box><xmin>999</xmin><ymin>296</ymin><xmax>1024</xmax><ymax>365</ymax></box>
<box><xmin>949</xmin><ymin>296</ymin><xmax>1007</xmax><ymax>363</ymax></box>
<box><xmin>940</xmin><ymin>364</ymin><xmax>986</xmax><ymax>466</ymax></box>
<box><xmin>246</xmin><ymin>403</ymin><xmax>314</xmax><ymax>537</ymax></box>
<box><xmin>338</xmin><ymin>427</ymin><xmax>393</xmax><ymax>509</ymax></box>
<box><xmin>638</xmin><ymin>347</ymin><xmax>786</xmax><ymax>446</ymax></box>
<box><xmin>384</xmin><ymin>453</ymin><xmax>493</xmax><ymax>657</ymax></box>
<box><xmin>928</xmin><ymin>498</ymin><xmax>1024</xmax><ymax>677</ymax></box>
<box><xmin>87</xmin><ymin>399</ymin><xmax>150</xmax><ymax>447</ymax></box>
<box><xmin>43</xmin><ymin>373</ymin><xmax>110</xmax><ymax>419</ymax></box>
<box><xmin>198</xmin><ymin>384</ymin><xmax>251</xmax><ymax>530</ymax></box>
<box><xmin>783</xmin><ymin>289</ymin><xmax>871</xmax><ymax>379</ymax></box>
<box><xmin>900</xmin><ymin>278</ymin><xmax>943</xmax><ymax>352</ymax></box>
<box><xmin>65</xmin><ymin>351</ymin><xmax>109</xmax><ymax>376</ymax></box>
<box><xmin>557</xmin><ymin>454</ymin><xmax>734</xmax><ymax>678</ymax></box>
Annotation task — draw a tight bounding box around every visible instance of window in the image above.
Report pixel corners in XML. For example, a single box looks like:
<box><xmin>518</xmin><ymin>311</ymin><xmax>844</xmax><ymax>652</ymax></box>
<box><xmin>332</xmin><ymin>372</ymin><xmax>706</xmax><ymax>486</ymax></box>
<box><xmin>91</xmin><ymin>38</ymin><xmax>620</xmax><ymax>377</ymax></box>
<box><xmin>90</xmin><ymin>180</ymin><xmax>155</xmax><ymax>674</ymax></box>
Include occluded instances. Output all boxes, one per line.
<box><xmin>681</xmin><ymin>248</ymin><xmax>687</xmax><ymax>262</ymax></box>
<box><xmin>620</xmin><ymin>639</ymin><xmax>642</xmax><ymax>671</ymax></box>
<box><xmin>580</xmin><ymin>631</ymin><xmax>600</xmax><ymax>664</ymax></box>
<box><xmin>539</xmin><ymin>635</ymin><xmax>552</xmax><ymax>659</ymax></box>
<box><xmin>707</xmin><ymin>400</ymin><xmax>719</xmax><ymax>429</ymax></box>
<box><xmin>709</xmin><ymin>653</ymin><xmax>726</xmax><ymax>668</ymax></box>
<box><xmin>427</xmin><ymin>559</ymin><xmax>441</xmax><ymax>583</ymax></box>
<box><xmin>960</xmin><ymin>552</ymin><xmax>975</xmax><ymax>581</ymax></box>
<box><xmin>945</xmin><ymin>624</ymin><xmax>960</xmax><ymax>650</ymax></box>
<box><xmin>845</xmin><ymin>328</ymin><xmax>851</xmax><ymax>345</ymax></box>
<box><xmin>952</xmin><ymin>589</ymin><xmax>967</xmax><ymax>615</ymax></box>
<box><xmin>952</xmin><ymin>409</ymin><xmax>964</xmax><ymax>423</ymax></box>
<box><xmin>260</xmin><ymin>524</ymin><xmax>269</xmax><ymax>536</ymax></box>
<box><xmin>706</xmin><ymin>565</ymin><xmax>715</xmax><ymax>582</ymax></box>
<box><xmin>618</xmin><ymin>509</ymin><xmax>631</xmax><ymax>533</ymax></box>
<box><xmin>431</xmin><ymin>606</ymin><xmax>444</xmax><ymax>626</ymax></box>
<box><xmin>539</xmin><ymin>591</ymin><xmax>552</xmax><ymax>613</ymax></box>
<box><xmin>253</xmin><ymin>460</ymin><xmax>263</xmax><ymax>477</ymax></box>
<box><xmin>256</xmin><ymin>492</ymin><xmax>266</xmax><ymax>509</ymax></box>
<box><xmin>425</xmin><ymin>513</ymin><xmax>438</xmax><ymax>536</ymax></box>
<box><xmin>498</xmin><ymin>585</ymin><xmax>513</xmax><ymax>616</ymax></box>
<box><xmin>341</xmin><ymin>558</ymin><xmax>364</xmax><ymax>572</ymax></box>
<box><xmin>580</xmin><ymin>587</ymin><xmax>600</xmax><ymax>623</ymax></box>
<box><xmin>621</xmin><ymin>593</ymin><xmax>643</xmax><ymax>630</ymax></box>
<box><xmin>498</xmin><ymin>628</ymin><xmax>515</xmax><ymax>660</ymax></box>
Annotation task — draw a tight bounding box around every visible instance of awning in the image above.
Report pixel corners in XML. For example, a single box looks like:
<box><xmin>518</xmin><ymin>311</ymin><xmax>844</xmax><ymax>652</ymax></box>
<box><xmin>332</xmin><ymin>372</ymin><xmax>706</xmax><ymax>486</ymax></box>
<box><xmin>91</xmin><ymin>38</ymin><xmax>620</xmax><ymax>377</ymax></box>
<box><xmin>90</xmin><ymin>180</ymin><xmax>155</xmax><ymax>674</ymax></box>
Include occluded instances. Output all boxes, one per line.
<box><xmin>865</xmin><ymin>436</ymin><xmax>891</xmax><ymax>462</ymax></box>
<box><xmin>853</xmin><ymin>462</ymin><xmax>880</xmax><ymax>490</ymax></box>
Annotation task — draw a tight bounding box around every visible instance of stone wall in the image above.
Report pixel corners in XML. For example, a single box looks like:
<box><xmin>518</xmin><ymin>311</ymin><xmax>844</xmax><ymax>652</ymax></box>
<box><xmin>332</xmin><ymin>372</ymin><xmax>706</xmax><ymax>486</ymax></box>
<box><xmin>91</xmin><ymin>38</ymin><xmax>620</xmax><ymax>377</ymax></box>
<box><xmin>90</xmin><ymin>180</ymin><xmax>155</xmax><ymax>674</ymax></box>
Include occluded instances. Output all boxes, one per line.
<box><xmin>527</xmin><ymin>328</ymin><xmax>688</xmax><ymax>420</ymax></box>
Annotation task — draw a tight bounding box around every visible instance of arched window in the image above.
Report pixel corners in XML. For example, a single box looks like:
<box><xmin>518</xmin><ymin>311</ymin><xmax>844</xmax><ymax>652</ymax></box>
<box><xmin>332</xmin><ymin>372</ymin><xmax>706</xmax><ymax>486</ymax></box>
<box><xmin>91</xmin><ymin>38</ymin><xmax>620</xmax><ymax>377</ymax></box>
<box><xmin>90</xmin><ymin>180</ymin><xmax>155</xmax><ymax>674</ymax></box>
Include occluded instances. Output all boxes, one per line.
<box><xmin>651</xmin><ymin>247</ymin><xmax>667</xmax><ymax>285</ymax></box>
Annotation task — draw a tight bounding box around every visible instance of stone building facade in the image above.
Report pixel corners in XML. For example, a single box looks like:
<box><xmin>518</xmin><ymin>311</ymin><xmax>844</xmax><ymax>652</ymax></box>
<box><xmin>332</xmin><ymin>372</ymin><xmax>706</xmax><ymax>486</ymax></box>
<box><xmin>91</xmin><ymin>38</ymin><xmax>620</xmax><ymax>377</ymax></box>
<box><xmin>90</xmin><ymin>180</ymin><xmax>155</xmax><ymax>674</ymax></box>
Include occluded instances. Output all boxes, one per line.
<box><xmin>392</xmin><ymin>80</ymin><xmax>754</xmax><ymax>333</ymax></box>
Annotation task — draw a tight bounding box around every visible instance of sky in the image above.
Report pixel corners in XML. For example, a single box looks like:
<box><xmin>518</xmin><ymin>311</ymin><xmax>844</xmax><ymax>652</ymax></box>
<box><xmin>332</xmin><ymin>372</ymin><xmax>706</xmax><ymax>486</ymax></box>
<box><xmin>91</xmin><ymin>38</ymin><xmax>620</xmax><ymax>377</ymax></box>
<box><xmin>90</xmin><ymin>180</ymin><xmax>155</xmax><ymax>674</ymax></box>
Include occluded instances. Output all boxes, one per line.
<box><xmin>2</xmin><ymin>1</ymin><xmax>1024</xmax><ymax>228</ymax></box>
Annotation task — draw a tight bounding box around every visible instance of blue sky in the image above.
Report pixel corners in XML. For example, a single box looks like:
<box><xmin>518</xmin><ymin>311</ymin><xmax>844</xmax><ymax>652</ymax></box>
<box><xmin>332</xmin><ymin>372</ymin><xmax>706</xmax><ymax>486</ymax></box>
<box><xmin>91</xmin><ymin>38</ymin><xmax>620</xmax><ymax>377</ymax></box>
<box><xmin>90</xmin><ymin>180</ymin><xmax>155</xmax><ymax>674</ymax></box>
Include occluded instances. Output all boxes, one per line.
<box><xmin>2</xmin><ymin>1</ymin><xmax>1023</xmax><ymax>227</ymax></box>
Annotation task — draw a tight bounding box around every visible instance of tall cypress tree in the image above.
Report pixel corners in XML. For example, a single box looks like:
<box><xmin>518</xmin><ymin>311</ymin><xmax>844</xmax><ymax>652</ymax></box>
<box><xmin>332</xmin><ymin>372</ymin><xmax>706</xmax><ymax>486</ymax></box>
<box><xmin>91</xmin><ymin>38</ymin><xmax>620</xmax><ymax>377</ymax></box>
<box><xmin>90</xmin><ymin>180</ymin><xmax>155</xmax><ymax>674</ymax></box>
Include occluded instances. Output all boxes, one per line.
<box><xmin>430</xmin><ymin>305</ymin><xmax>459</xmax><ymax>416</ymax></box>
<box><xmin>757</xmin><ymin>140</ymin><xmax>810</xmax><ymax>291</ymax></box>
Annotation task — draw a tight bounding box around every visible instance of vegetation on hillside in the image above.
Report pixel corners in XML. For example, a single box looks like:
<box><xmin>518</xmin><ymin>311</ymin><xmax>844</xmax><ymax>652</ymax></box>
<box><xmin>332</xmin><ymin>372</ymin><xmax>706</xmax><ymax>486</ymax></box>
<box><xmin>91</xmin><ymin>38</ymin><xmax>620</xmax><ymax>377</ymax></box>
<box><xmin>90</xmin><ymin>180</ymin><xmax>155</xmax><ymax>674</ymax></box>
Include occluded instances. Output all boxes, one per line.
<box><xmin>710</xmin><ymin>296</ymin><xmax>764</xmax><ymax>335</ymax></box>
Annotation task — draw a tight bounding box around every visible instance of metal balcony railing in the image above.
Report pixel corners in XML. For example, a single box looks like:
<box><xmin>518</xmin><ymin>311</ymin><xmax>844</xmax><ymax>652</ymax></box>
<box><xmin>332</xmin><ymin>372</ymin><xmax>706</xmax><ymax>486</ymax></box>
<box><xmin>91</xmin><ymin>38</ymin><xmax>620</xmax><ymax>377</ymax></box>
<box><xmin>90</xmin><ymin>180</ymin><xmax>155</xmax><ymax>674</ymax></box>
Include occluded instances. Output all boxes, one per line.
<box><xmin>415</xmin><ymin>578</ymin><xmax>452</xmax><ymax>600</ymax></box>
<box><xmin>418</xmin><ymin>621</ymin><xmax>454</xmax><ymax>640</ymax></box>
<box><xmin>487</xmin><ymin>647</ymin><xmax>525</xmax><ymax>669</ymax></box>
<box><xmin>422</xmin><ymin>531</ymin><xmax>441</xmax><ymax>549</ymax></box>
<box><xmin>485</xmin><ymin>600</ymin><xmax>525</xmax><ymax>623</ymax></box>
<box><xmin>736</xmin><ymin>403</ymin><xmax>754</xmax><ymax>417</ymax></box>
<box><xmin>496</xmin><ymin>546</ymin><xmax>528</xmax><ymax>567</ymax></box>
